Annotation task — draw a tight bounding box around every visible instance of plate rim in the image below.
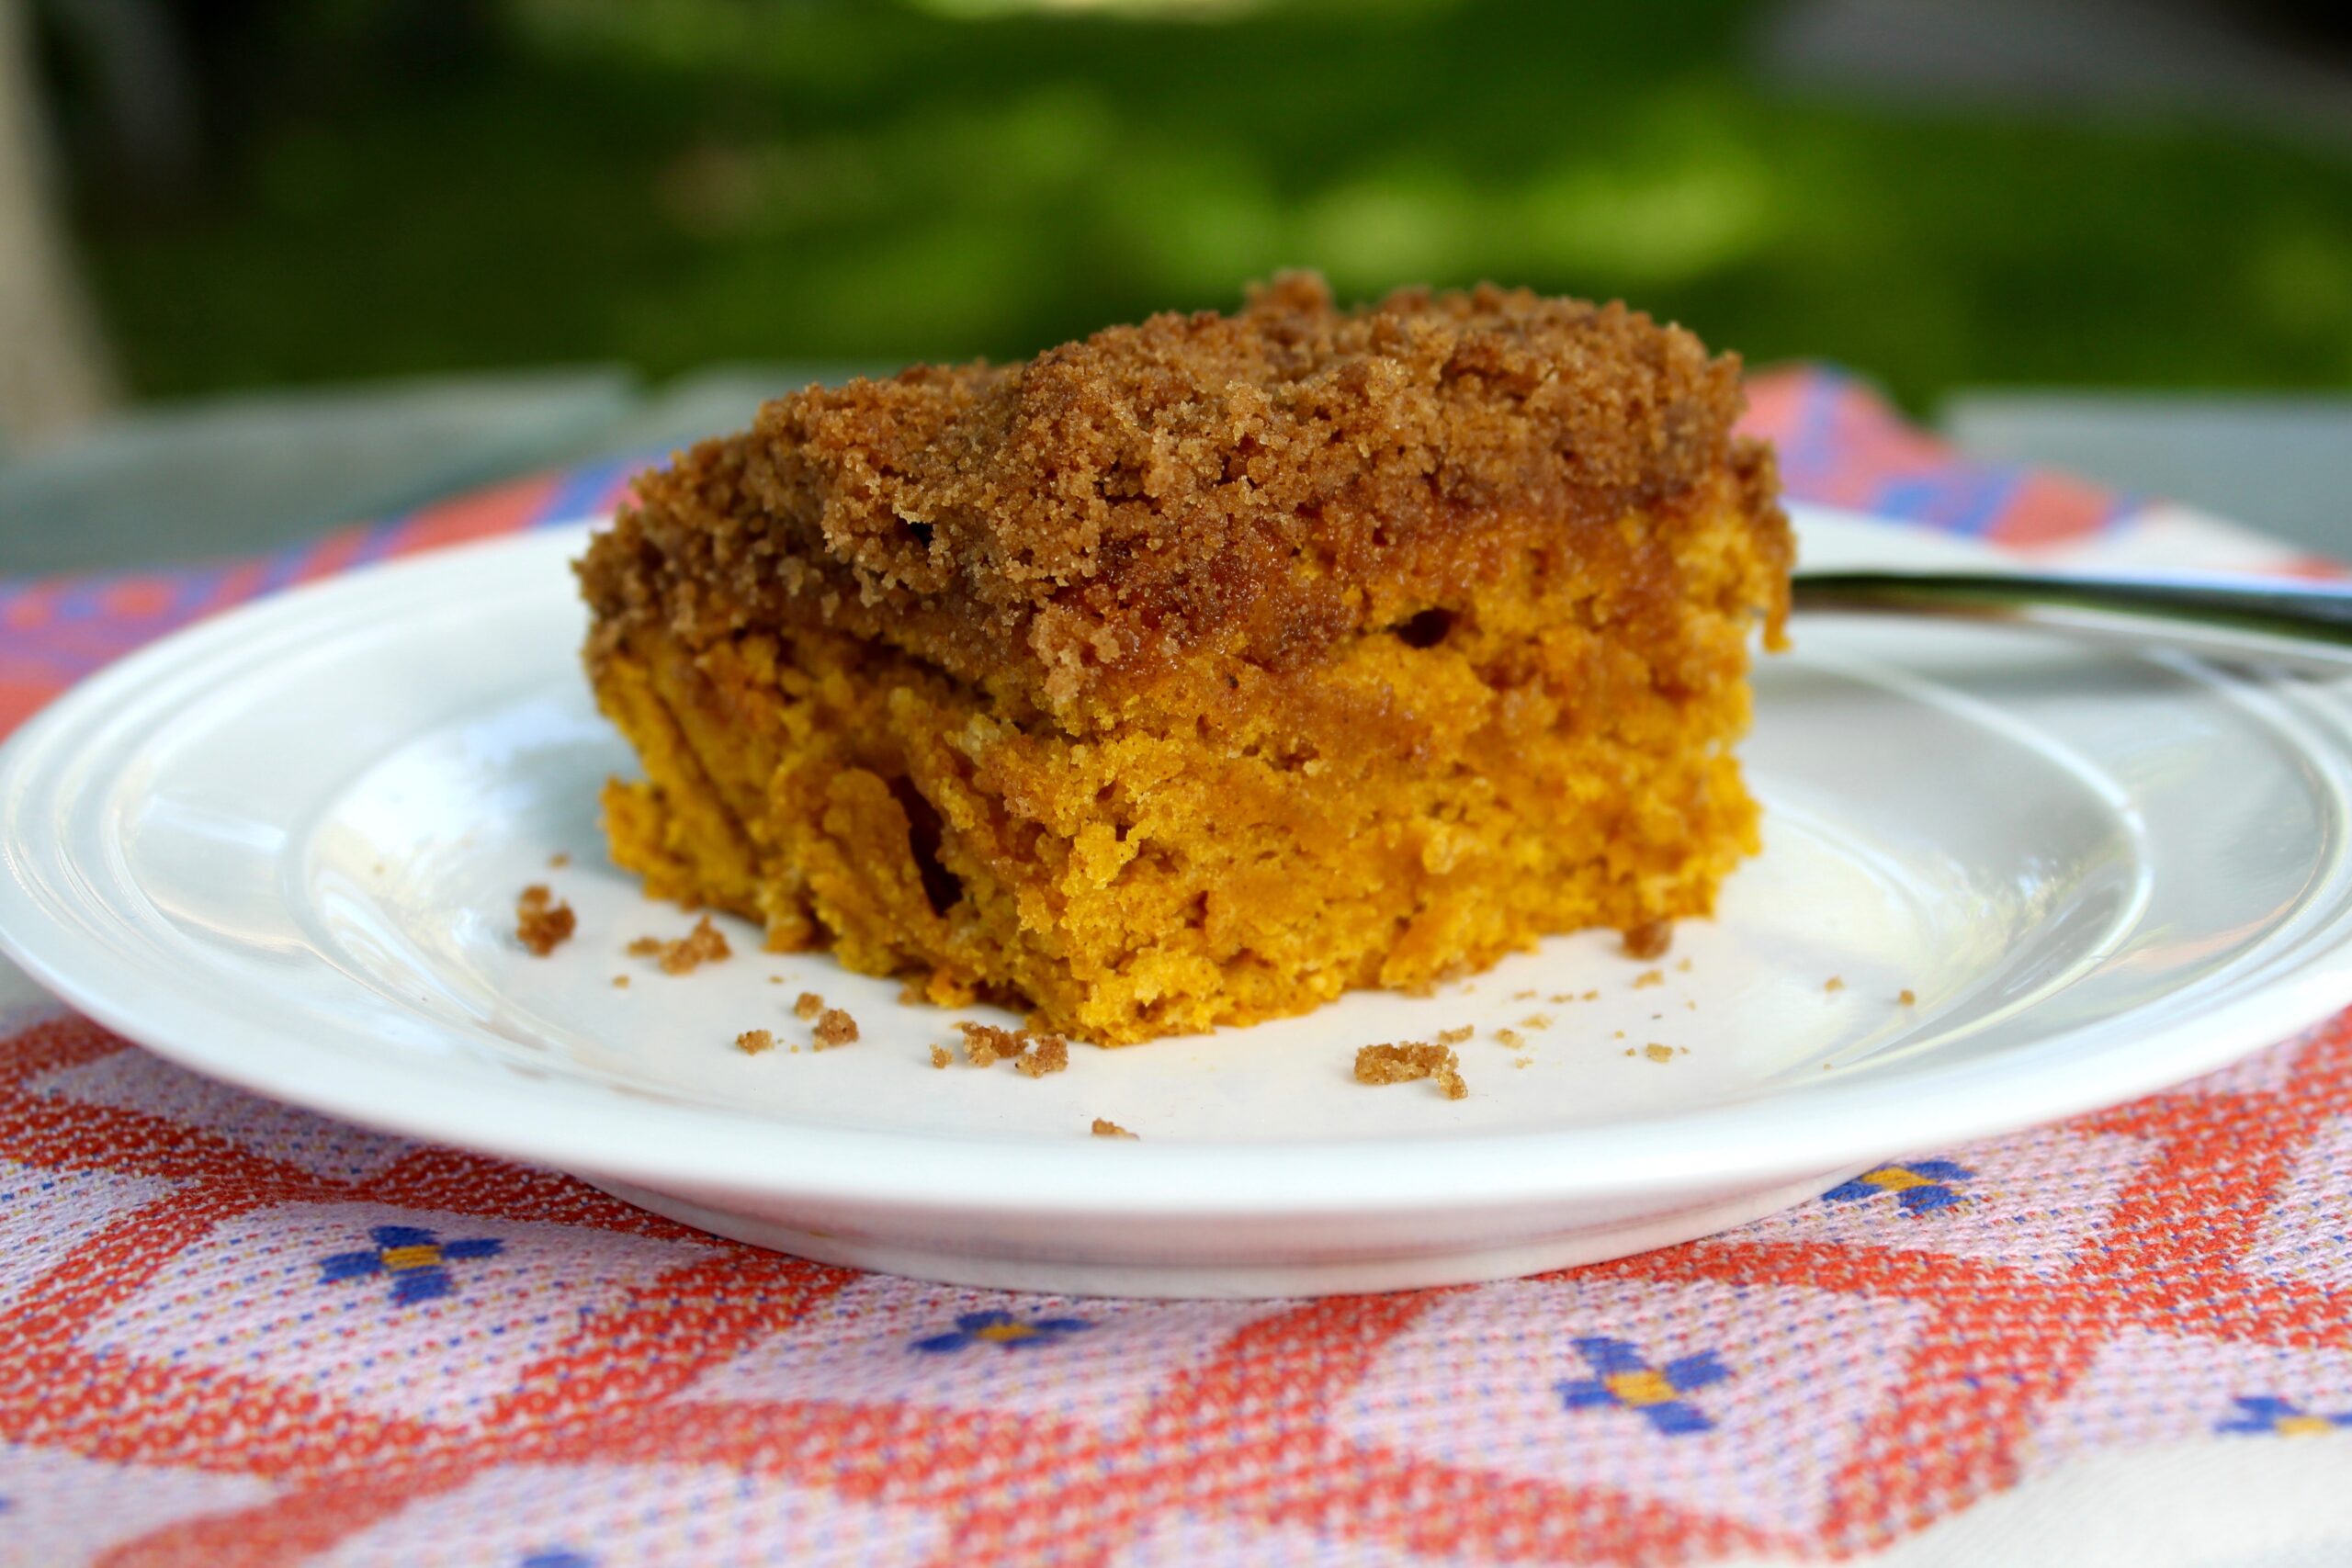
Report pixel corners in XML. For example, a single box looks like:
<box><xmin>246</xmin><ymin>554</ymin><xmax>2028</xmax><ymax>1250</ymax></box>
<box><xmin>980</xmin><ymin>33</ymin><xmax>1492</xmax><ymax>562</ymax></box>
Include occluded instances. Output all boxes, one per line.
<box><xmin>4</xmin><ymin>506</ymin><xmax>2350</xmax><ymax>1218</ymax></box>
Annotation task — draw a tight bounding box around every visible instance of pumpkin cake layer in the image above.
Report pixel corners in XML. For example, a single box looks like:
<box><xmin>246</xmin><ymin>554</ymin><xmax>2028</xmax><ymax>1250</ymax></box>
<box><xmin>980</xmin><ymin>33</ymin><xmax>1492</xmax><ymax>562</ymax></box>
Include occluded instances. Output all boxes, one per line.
<box><xmin>578</xmin><ymin>275</ymin><xmax>1792</xmax><ymax>1044</ymax></box>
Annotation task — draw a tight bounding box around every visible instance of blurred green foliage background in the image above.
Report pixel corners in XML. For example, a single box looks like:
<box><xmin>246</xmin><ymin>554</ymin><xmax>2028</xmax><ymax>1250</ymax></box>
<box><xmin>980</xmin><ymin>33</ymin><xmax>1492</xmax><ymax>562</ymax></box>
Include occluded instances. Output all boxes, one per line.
<box><xmin>45</xmin><ymin>0</ymin><xmax>2352</xmax><ymax>412</ymax></box>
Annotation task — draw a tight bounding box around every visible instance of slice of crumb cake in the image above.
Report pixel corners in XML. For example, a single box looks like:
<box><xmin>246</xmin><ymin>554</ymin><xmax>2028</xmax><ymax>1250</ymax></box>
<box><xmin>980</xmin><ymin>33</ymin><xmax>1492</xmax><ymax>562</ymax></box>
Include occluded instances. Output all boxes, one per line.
<box><xmin>578</xmin><ymin>274</ymin><xmax>1792</xmax><ymax>1044</ymax></box>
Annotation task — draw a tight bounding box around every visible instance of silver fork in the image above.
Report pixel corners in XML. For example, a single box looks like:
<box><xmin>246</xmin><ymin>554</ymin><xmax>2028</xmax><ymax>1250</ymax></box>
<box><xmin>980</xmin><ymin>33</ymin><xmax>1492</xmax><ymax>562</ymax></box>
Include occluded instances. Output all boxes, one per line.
<box><xmin>1792</xmin><ymin>569</ymin><xmax>2352</xmax><ymax>674</ymax></box>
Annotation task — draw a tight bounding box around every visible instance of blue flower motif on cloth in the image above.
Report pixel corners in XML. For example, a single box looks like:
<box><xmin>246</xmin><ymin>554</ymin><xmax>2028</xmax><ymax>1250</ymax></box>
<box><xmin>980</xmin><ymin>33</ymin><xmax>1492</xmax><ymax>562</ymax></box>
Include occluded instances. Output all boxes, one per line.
<box><xmin>911</xmin><ymin>1310</ymin><xmax>1093</xmax><ymax>1354</ymax></box>
<box><xmin>318</xmin><ymin>1224</ymin><xmax>504</xmax><ymax>1306</ymax></box>
<box><xmin>518</xmin><ymin>1553</ymin><xmax>594</xmax><ymax>1568</ymax></box>
<box><xmin>2216</xmin><ymin>1395</ymin><xmax>2352</xmax><ymax>1438</ymax></box>
<box><xmin>1823</xmin><ymin>1159</ymin><xmax>1974</xmax><ymax>1215</ymax></box>
<box><xmin>1556</xmin><ymin>1335</ymin><xmax>1732</xmax><ymax>1436</ymax></box>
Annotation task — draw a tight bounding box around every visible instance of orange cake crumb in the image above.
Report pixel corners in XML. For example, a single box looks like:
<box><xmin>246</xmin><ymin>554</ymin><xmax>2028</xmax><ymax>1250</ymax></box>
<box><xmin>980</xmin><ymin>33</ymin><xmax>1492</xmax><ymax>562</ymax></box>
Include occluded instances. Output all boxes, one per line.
<box><xmin>1676</xmin><ymin>957</ymin><xmax>1693</xmax><ymax>973</ymax></box>
<box><xmin>1437</xmin><ymin>1026</ymin><xmax>1474</xmax><ymax>1046</ymax></box>
<box><xmin>1353</xmin><ymin>1043</ymin><xmax>1467</xmax><ymax>1100</ymax></box>
<box><xmin>812</xmin><ymin>1008</ymin><xmax>859</xmax><ymax>1048</ymax></box>
<box><xmin>548</xmin><ymin>852</ymin><xmax>571</xmax><ymax>869</ymax></box>
<box><xmin>1632</xmin><ymin>969</ymin><xmax>1664</xmax><ymax>990</ymax></box>
<box><xmin>930</xmin><ymin>1044</ymin><xmax>952</xmax><ymax>1068</ymax></box>
<box><xmin>1644</xmin><ymin>1043</ymin><xmax>1674</xmax><ymax>1063</ymax></box>
<box><xmin>1512</xmin><ymin>989</ymin><xmax>1537</xmax><ymax>1001</ymax></box>
<box><xmin>736</xmin><ymin>1029</ymin><xmax>775</xmax><ymax>1055</ymax></box>
<box><xmin>768</xmin><ymin>975</ymin><xmax>785</xmax><ymax>985</ymax></box>
<box><xmin>514</xmin><ymin>885</ymin><xmax>576</xmax><ymax>957</ymax></box>
<box><xmin>1091</xmin><ymin>1118</ymin><xmax>1137</xmax><ymax>1139</ymax></box>
<box><xmin>1623</xmin><ymin>919</ymin><xmax>1673</xmax><ymax>961</ymax></box>
<box><xmin>1899</xmin><ymin>988</ymin><xmax>1917</xmax><ymax>1006</ymax></box>
<box><xmin>612</xmin><ymin>975</ymin><xmax>629</xmax><ymax>988</ymax></box>
<box><xmin>794</xmin><ymin>991</ymin><xmax>824</xmax><ymax>1020</ymax></box>
<box><xmin>581</xmin><ymin>276</ymin><xmax>1790</xmax><ymax>1044</ymax></box>
<box><xmin>1520</xmin><ymin>1014</ymin><xmax>1553</xmax><ymax>1030</ymax></box>
<box><xmin>1826</xmin><ymin>976</ymin><xmax>1847</xmax><ymax>993</ymax></box>
<box><xmin>626</xmin><ymin>936</ymin><xmax>662</xmax><ymax>956</ymax></box>
<box><xmin>1495</xmin><ymin>1028</ymin><xmax>1524</xmax><ymax>1048</ymax></box>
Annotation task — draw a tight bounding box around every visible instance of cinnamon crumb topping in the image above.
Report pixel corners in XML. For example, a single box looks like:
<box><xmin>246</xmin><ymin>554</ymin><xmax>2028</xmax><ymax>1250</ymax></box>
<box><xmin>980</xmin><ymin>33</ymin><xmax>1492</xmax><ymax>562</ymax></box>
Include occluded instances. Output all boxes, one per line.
<box><xmin>514</xmin><ymin>885</ymin><xmax>576</xmax><ymax>956</ymax></box>
<box><xmin>1353</xmin><ymin>1042</ymin><xmax>1467</xmax><ymax>1100</ymax></box>
<box><xmin>736</xmin><ymin>1029</ymin><xmax>775</xmax><ymax>1055</ymax></box>
<box><xmin>813</xmin><ymin>1008</ymin><xmax>859</xmax><ymax>1048</ymax></box>
<box><xmin>658</xmin><ymin>916</ymin><xmax>731</xmax><ymax>975</ymax></box>
<box><xmin>1091</xmin><ymin>1118</ymin><xmax>1137</xmax><ymax>1139</ymax></box>
<box><xmin>956</xmin><ymin>1021</ymin><xmax>1065</xmax><ymax>1075</ymax></box>
<box><xmin>1623</xmin><ymin>920</ymin><xmax>1673</xmax><ymax>961</ymax></box>
<box><xmin>1013</xmin><ymin>1036</ymin><xmax>1069</xmax><ymax>1077</ymax></box>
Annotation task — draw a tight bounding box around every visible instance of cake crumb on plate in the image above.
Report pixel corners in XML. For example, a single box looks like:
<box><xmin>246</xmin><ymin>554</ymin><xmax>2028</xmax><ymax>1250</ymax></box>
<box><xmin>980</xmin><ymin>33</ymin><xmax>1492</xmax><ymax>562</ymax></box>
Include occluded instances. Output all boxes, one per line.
<box><xmin>1013</xmin><ymin>1037</ymin><xmax>1069</xmax><ymax>1077</ymax></box>
<box><xmin>1091</xmin><ymin>1118</ymin><xmax>1137</xmax><ymax>1139</ymax></box>
<box><xmin>813</xmin><ymin>1009</ymin><xmax>859</xmax><ymax>1048</ymax></box>
<box><xmin>736</xmin><ymin>1029</ymin><xmax>775</xmax><ymax>1055</ymax></box>
<box><xmin>514</xmin><ymin>885</ymin><xmax>575</xmax><ymax>956</ymax></box>
<box><xmin>1353</xmin><ymin>1043</ymin><xmax>1466</xmax><ymax>1100</ymax></box>
<box><xmin>1623</xmin><ymin>919</ymin><xmax>1672</xmax><ymax>961</ymax></box>
<box><xmin>794</xmin><ymin>991</ymin><xmax>824</xmax><ymax>1019</ymax></box>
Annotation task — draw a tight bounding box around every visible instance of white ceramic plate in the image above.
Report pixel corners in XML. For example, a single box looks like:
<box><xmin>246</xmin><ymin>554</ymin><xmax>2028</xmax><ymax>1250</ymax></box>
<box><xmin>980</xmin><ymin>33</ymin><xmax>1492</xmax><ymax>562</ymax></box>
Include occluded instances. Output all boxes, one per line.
<box><xmin>4</xmin><ymin>506</ymin><xmax>2349</xmax><ymax>1298</ymax></box>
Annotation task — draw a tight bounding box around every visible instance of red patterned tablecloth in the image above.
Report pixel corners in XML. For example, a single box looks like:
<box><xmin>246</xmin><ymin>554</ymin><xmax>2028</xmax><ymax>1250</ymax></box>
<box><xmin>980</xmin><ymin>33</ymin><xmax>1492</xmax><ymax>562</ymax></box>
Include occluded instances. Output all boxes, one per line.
<box><xmin>2</xmin><ymin>371</ymin><xmax>2347</xmax><ymax>1568</ymax></box>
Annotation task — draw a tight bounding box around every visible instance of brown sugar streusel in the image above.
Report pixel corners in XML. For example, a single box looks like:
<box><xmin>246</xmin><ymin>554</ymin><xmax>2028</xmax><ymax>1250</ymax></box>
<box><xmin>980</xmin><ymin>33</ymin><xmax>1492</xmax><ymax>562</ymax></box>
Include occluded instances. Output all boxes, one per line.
<box><xmin>1353</xmin><ymin>1043</ymin><xmax>1467</xmax><ymax>1100</ymax></box>
<box><xmin>629</xmin><ymin>916</ymin><xmax>731</xmax><ymax>974</ymax></box>
<box><xmin>736</xmin><ymin>1029</ymin><xmax>776</xmax><ymax>1055</ymax></box>
<box><xmin>1013</xmin><ymin>1036</ymin><xmax>1070</xmax><ymax>1077</ymax></box>
<box><xmin>794</xmin><ymin>991</ymin><xmax>824</xmax><ymax>1020</ymax></box>
<box><xmin>1623</xmin><ymin>920</ymin><xmax>1673</xmax><ymax>961</ymax></box>
<box><xmin>812</xmin><ymin>1009</ymin><xmax>859</xmax><ymax>1048</ymax></box>
<box><xmin>1091</xmin><ymin>1118</ymin><xmax>1137</xmax><ymax>1139</ymax></box>
<box><xmin>514</xmin><ymin>885</ymin><xmax>576</xmax><ymax>956</ymax></box>
<box><xmin>956</xmin><ymin>1021</ymin><xmax>1066</xmax><ymax>1075</ymax></box>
